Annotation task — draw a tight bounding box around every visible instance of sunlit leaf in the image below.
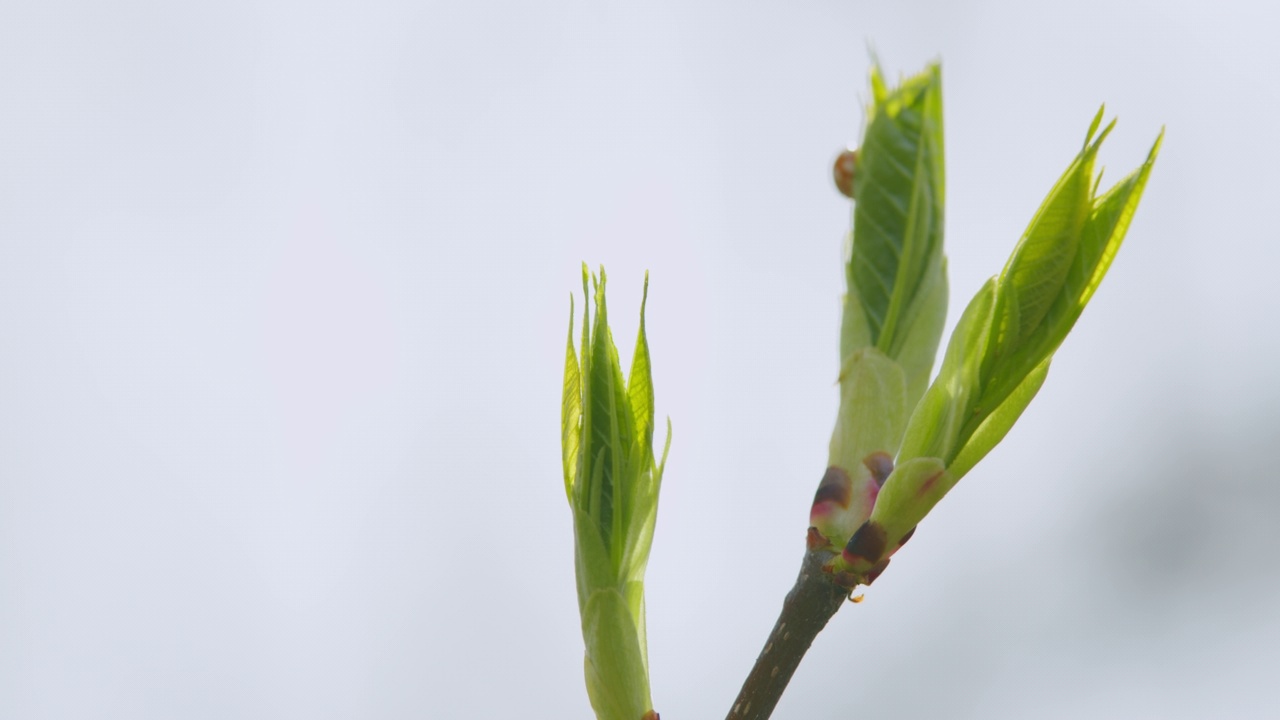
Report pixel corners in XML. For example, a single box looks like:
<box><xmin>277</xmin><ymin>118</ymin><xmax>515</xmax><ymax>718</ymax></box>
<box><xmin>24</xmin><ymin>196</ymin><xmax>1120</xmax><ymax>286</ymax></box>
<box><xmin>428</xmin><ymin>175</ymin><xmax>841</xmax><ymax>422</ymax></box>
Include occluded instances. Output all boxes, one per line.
<box><xmin>627</xmin><ymin>273</ymin><xmax>654</xmax><ymax>452</ymax></box>
<box><xmin>563</xmin><ymin>296</ymin><xmax>582</xmax><ymax>500</ymax></box>
<box><xmin>847</xmin><ymin>63</ymin><xmax>946</xmax><ymax>365</ymax></box>
<box><xmin>947</xmin><ymin>357</ymin><xmax>1050</xmax><ymax>482</ymax></box>
<box><xmin>898</xmin><ymin>279</ymin><xmax>995</xmax><ymax>464</ymax></box>
<box><xmin>582</xmin><ymin>588</ymin><xmax>652</xmax><ymax>720</ymax></box>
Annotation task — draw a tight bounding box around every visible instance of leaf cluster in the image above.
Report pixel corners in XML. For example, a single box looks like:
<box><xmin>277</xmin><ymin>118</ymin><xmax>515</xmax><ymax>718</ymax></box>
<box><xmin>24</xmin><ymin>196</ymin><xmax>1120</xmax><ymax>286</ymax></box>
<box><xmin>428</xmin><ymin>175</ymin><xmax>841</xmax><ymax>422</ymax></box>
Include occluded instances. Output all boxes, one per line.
<box><xmin>562</xmin><ymin>265</ymin><xmax>670</xmax><ymax>720</ymax></box>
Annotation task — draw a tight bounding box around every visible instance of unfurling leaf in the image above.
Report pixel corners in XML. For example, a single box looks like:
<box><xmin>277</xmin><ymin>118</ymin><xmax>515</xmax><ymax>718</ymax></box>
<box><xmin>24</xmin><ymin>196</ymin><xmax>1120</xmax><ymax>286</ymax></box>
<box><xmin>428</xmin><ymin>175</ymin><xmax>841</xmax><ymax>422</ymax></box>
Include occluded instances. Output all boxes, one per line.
<box><xmin>563</xmin><ymin>266</ymin><xmax>669</xmax><ymax>720</ymax></box>
<box><xmin>842</xmin><ymin>63</ymin><xmax>948</xmax><ymax>408</ymax></box>
<box><xmin>871</xmin><ymin>114</ymin><xmax>1161</xmax><ymax>560</ymax></box>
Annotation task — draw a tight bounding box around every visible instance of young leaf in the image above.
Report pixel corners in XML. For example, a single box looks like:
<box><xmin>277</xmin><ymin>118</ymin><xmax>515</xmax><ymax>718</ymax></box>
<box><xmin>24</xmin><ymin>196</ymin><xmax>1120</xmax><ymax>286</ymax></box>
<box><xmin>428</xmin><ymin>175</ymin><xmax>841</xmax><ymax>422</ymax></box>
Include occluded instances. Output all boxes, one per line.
<box><xmin>866</xmin><ymin>456</ymin><xmax>949</xmax><ymax>557</ymax></box>
<box><xmin>585</xmin><ymin>270</ymin><xmax>635</xmax><ymax>550</ymax></box>
<box><xmin>897</xmin><ymin>279</ymin><xmax>995</xmax><ymax>465</ymax></box>
<box><xmin>946</xmin><ymin>357</ymin><xmax>1050</xmax><ymax>482</ymax></box>
<box><xmin>563</xmin><ymin>296</ymin><xmax>582</xmax><ymax>499</ymax></box>
<box><xmin>977</xmin><ymin>129</ymin><xmax>1164</xmax><ymax>419</ymax></box>
<box><xmin>891</xmin><ymin>253</ymin><xmax>948</xmax><ymax>408</ymax></box>
<box><xmin>846</xmin><ymin>63</ymin><xmax>946</xmax><ymax>372</ymax></box>
<box><xmin>883</xmin><ymin>117</ymin><xmax>1160</xmax><ymax>549</ymax></box>
<box><xmin>582</xmin><ymin>588</ymin><xmax>653</xmax><ymax>720</ymax></box>
<box><xmin>562</xmin><ymin>268</ymin><xmax>670</xmax><ymax>720</ymax></box>
<box><xmin>974</xmin><ymin>118</ymin><xmax>1161</xmax><ymax>425</ymax></box>
<box><xmin>627</xmin><ymin>273</ymin><xmax>655</xmax><ymax>452</ymax></box>
<box><xmin>987</xmin><ymin>114</ymin><xmax>1110</xmax><ymax>365</ymax></box>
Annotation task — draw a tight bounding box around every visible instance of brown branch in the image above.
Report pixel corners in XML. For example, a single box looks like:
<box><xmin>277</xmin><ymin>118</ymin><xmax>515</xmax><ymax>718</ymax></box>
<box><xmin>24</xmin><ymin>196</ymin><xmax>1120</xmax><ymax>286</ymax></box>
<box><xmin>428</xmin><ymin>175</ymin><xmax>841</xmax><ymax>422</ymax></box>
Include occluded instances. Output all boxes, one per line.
<box><xmin>725</xmin><ymin>544</ymin><xmax>852</xmax><ymax>720</ymax></box>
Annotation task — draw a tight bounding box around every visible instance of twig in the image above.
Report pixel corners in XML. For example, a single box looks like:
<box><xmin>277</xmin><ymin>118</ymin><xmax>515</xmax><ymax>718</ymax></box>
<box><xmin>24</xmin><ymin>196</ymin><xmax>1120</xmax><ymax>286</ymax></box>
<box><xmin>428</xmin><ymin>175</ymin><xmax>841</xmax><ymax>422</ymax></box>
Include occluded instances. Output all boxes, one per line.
<box><xmin>725</xmin><ymin>543</ymin><xmax>851</xmax><ymax>720</ymax></box>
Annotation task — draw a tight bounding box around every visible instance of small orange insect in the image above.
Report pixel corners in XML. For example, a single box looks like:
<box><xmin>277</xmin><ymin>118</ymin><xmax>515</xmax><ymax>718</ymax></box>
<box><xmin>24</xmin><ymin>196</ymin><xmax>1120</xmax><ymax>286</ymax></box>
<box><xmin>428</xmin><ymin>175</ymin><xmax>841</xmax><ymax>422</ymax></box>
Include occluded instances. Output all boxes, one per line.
<box><xmin>833</xmin><ymin>148</ymin><xmax>858</xmax><ymax>199</ymax></box>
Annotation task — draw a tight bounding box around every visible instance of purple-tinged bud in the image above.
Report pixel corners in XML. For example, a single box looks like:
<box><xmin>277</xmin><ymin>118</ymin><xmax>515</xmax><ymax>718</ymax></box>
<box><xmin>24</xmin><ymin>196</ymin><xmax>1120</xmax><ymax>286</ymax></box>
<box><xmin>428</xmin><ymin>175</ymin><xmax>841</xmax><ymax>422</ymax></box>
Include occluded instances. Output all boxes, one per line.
<box><xmin>842</xmin><ymin>520</ymin><xmax>888</xmax><ymax>566</ymax></box>
<box><xmin>809</xmin><ymin>466</ymin><xmax>852</xmax><ymax>528</ymax></box>
<box><xmin>818</xmin><ymin>348</ymin><xmax>908</xmax><ymax>544</ymax></box>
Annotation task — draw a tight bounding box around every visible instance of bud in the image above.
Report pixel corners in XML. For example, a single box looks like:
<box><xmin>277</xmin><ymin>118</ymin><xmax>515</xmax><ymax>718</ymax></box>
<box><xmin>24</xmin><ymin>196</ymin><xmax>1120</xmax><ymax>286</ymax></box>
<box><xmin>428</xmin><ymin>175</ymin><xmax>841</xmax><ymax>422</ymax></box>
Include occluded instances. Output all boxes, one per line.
<box><xmin>841</xmin><ymin>63</ymin><xmax>948</xmax><ymax>410</ymax></box>
<box><xmin>810</xmin><ymin>348</ymin><xmax>906</xmax><ymax>545</ymax></box>
<box><xmin>563</xmin><ymin>265</ymin><xmax>670</xmax><ymax>720</ymax></box>
<box><xmin>832</xmin><ymin>113</ymin><xmax>1162</xmax><ymax>581</ymax></box>
<box><xmin>817</xmin><ymin>63</ymin><xmax>948</xmax><ymax>553</ymax></box>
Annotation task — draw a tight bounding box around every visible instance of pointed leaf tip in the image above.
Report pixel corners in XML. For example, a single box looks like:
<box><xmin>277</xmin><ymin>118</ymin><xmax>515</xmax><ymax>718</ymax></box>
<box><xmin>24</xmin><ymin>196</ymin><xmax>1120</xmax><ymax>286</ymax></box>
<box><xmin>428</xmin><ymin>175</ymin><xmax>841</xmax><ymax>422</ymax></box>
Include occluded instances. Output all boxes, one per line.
<box><xmin>1086</xmin><ymin>105</ymin><xmax>1106</xmax><ymax>144</ymax></box>
<box><xmin>640</xmin><ymin>271</ymin><xmax>650</xmax><ymax>324</ymax></box>
<box><xmin>1149</xmin><ymin>127</ymin><xmax>1166</xmax><ymax>160</ymax></box>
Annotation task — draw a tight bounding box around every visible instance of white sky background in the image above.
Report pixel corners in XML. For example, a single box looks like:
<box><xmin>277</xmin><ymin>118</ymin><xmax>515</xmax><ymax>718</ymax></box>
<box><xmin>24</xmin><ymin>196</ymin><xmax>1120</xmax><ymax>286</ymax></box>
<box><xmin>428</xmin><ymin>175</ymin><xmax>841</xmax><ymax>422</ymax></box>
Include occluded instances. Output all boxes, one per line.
<box><xmin>1</xmin><ymin>1</ymin><xmax>1278</xmax><ymax>718</ymax></box>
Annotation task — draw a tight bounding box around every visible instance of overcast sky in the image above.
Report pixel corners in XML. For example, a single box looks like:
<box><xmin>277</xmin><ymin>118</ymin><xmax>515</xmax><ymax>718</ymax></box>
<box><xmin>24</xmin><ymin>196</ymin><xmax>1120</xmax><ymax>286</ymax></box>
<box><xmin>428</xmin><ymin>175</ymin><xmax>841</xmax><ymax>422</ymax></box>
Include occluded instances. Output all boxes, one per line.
<box><xmin>2</xmin><ymin>1</ymin><xmax>1278</xmax><ymax>718</ymax></box>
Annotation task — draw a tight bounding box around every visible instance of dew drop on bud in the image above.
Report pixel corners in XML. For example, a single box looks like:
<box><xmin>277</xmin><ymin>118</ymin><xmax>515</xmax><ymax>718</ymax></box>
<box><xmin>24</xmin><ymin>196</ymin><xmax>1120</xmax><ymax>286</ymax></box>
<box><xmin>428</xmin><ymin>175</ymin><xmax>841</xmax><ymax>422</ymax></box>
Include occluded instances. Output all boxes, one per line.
<box><xmin>833</xmin><ymin>148</ymin><xmax>858</xmax><ymax>199</ymax></box>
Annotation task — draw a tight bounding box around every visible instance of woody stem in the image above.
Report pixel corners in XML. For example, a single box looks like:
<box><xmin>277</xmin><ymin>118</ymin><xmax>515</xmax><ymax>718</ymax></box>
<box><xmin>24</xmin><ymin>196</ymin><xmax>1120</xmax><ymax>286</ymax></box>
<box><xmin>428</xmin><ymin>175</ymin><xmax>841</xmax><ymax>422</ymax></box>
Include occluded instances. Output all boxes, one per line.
<box><xmin>725</xmin><ymin>544</ymin><xmax>851</xmax><ymax>720</ymax></box>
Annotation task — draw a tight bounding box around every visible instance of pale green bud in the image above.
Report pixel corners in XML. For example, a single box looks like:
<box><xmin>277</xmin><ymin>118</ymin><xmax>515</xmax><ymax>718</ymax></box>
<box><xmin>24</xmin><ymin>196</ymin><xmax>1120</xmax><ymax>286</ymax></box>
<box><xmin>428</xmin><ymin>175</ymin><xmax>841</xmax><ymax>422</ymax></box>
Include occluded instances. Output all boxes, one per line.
<box><xmin>841</xmin><ymin>114</ymin><xmax>1161</xmax><ymax>581</ymax></box>
<box><xmin>810</xmin><ymin>348</ymin><xmax>907</xmax><ymax>545</ymax></box>
<box><xmin>818</xmin><ymin>62</ymin><xmax>949</xmax><ymax>557</ymax></box>
<box><xmin>841</xmin><ymin>62</ymin><xmax>948</xmax><ymax>403</ymax></box>
<box><xmin>562</xmin><ymin>265</ymin><xmax>670</xmax><ymax>720</ymax></box>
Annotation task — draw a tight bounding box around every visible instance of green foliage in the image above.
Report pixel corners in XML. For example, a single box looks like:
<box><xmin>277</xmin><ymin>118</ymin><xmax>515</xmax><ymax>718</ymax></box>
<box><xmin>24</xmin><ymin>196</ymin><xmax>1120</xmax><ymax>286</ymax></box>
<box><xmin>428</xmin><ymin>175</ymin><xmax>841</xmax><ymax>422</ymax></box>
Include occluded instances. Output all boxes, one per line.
<box><xmin>865</xmin><ymin>112</ymin><xmax>1162</xmax><ymax>551</ymax></box>
<box><xmin>976</xmin><ymin>112</ymin><xmax>1163</xmax><ymax>434</ymax></box>
<box><xmin>562</xmin><ymin>265</ymin><xmax>670</xmax><ymax>720</ymax></box>
<box><xmin>843</xmin><ymin>63</ymin><xmax>948</xmax><ymax>409</ymax></box>
<box><xmin>818</xmin><ymin>64</ymin><xmax>953</xmax><ymax>550</ymax></box>
<box><xmin>558</xmin><ymin>59</ymin><xmax>1163</xmax><ymax>715</ymax></box>
<box><xmin>896</xmin><ymin>279</ymin><xmax>996</xmax><ymax>465</ymax></box>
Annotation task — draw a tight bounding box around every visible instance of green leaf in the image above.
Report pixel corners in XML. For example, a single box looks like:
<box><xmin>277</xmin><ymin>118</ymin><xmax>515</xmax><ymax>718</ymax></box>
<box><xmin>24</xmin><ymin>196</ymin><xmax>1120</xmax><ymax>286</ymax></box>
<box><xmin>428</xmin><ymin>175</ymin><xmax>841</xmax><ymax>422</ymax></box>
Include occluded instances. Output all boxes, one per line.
<box><xmin>623</xmin><ymin>578</ymin><xmax>648</xmax><ymax>671</ymax></box>
<box><xmin>975</xmin><ymin>114</ymin><xmax>1161</xmax><ymax>421</ymax></box>
<box><xmin>987</xmin><ymin>114</ymin><xmax>1109</xmax><ymax>365</ymax></box>
<box><xmin>979</xmin><ymin>128</ymin><xmax>1164</xmax><ymax>417</ymax></box>
<box><xmin>563</xmin><ymin>268</ymin><xmax>671</xmax><ymax>720</ymax></box>
<box><xmin>888</xmin><ymin>117</ymin><xmax>1159</xmax><ymax>534</ymax></box>
<box><xmin>563</xmin><ymin>295</ymin><xmax>582</xmax><ymax>500</ymax></box>
<box><xmin>839</xmin><ymin>277</ymin><xmax>874</xmax><ymax>363</ymax></box>
<box><xmin>1075</xmin><ymin>129</ymin><xmax>1162</xmax><ymax>308</ymax></box>
<box><xmin>890</xmin><ymin>253</ymin><xmax>948</xmax><ymax>409</ymax></box>
<box><xmin>621</xmin><ymin>418</ymin><xmax>670</xmax><ymax>583</ymax></box>
<box><xmin>574</xmin><ymin>504</ymin><xmax>615</xmax><ymax>609</ymax></box>
<box><xmin>866</xmin><ymin>456</ymin><xmax>949</xmax><ymax>552</ymax></box>
<box><xmin>627</xmin><ymin>273</ymin><xmax>655</xmax><ymax>452</ymax></box>
<box><xmin>582</xmin><ymin>588</ymin><xmax>653</xmax><ymax>720</ymax></box>
<box><xmin>947</xmin><ymin>357</ymin><xmax>1050</xmax><ymax>482</ymax></box>
<box><xmin>848</xmin><ymin>63</ymin><xmax>946</xmax><ymax>356</ymax></box>
<box><xmin>582</xmin><ymin>269</ymin><xmax>636</xmax><ymax>553</ymax></box>
<box><xmin>829</xmin><ymin>349</ymin><xmax>909</xmax><ymax>469</ymax></box>
<box><xmin>897</xmin><ymin>279</ymin><xmax>995</xmax><ymax>465</ymax></box>
<box><xmin>577</xmin><ymin>265</ymin><xmax>594</xmax><ymax>509</ymax></box>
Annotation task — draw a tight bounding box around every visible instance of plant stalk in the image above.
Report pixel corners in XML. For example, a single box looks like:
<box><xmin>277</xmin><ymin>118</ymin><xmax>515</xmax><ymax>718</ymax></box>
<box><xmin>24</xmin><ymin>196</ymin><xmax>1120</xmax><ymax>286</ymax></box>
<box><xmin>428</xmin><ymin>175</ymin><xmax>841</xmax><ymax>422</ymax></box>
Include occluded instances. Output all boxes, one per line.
<box><xmin>726</xmin><ymin>544</ymin><xmax>850</xmax><ymax>720</ymax></box>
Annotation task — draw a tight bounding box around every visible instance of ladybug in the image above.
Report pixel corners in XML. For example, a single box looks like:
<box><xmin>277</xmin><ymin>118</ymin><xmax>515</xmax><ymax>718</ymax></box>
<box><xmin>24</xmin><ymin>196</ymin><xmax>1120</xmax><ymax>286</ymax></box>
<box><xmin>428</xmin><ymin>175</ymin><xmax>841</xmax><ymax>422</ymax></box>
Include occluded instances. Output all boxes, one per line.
<box><xmin>832</xmin><ymin>148</ymin><xmax>858</xmax><ymax>199</ymax></box>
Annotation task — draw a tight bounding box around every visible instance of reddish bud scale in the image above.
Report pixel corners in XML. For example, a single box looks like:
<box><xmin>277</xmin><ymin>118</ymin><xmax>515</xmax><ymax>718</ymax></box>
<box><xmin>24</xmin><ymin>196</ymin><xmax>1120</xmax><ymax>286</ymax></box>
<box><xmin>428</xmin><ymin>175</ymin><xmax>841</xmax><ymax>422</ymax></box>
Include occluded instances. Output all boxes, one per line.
<box><xmin>842</xmin><ymin>520</ymin><xmax>888</xmax><ymax>566</ymax></box>
<box><xmin>806</xmin><ymin>526</ymin><xmax>831</xmax><ymax>550</ymax></box>
<box><xmin>809</xmin><ymin>466</ymin><xmax>852</xmax><ymax>527</ymax></box>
